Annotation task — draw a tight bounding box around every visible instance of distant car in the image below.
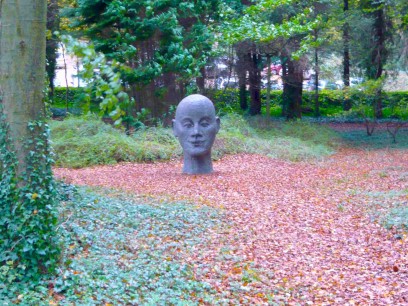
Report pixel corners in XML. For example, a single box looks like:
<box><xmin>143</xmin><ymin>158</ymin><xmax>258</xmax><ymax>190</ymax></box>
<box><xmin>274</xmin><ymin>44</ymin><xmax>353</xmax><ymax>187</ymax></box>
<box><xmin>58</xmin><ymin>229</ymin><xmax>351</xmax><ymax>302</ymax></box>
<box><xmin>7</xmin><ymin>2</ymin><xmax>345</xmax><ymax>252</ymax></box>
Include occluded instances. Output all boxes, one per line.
<box><xmin>350</xmin><ymin>77</ymin><xmax>364</xmax><ymax>87</ymax></box>
<box><xmin>325</xmin><ymin>81</ymin><xmax>340</xmax><ymax>90</ymax></box>
<box><xmin>263</xmin><ymin>63</ymin><xmax>282</xmax><ymax>75</ymax></box>
<box><xmin>304</xmin><ymin>79</ymin><xmax>340</xmax><ymax>90</ymax></box>
<box><xmin>261</xmin><ymin>79</ymin><xmax>283</xmax><ymax>90</ymax></box>
<box><xmin>304</xmin><ymin>79</ymin><xmax>326</xmax><ymax>91</ymax></box>
<box><xmin>217</xmin><ymin>77</ymin><xmax>239</xmax><ymax>89</ymax></box>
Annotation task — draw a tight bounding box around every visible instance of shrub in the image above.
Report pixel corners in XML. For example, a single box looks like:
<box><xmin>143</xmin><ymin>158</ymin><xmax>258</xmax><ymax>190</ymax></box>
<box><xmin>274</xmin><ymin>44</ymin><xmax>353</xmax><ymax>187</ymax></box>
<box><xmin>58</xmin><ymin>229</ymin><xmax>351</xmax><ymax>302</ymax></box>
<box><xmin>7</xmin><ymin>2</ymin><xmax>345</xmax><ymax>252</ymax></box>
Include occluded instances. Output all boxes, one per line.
<box><xmin>50</xmin><ymin>87</ymin><xmax>100</xmax><ymax>117</ymax></box>
<box><xmin>50</xmin><ymin>114</ymin><xmax>338</xmax><ymax>168</ymax></box>
<box><xmin>50</xmin><ymin>116</ymin><xmax>179</xmax><ymax>168</ymax></box>
<box><xmin>50</xmin><ymin>87</ymin><xmax>85</xmax><ymax>107</ymax></box>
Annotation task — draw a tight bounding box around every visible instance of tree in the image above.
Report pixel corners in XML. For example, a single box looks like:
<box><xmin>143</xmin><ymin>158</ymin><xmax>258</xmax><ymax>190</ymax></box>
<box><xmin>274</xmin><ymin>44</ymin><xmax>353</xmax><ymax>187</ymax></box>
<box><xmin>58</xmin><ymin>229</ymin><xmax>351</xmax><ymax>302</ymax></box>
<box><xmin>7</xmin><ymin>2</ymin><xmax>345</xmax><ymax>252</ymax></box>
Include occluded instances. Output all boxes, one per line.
<box><xmin>220</xmin><ymin>0</ymin><xmax>322</xmax><ymax>119</ymax></box>
<box><xmin>46</xmin><ymin>0</ymin><xmax>60</xmax><ymax>99</ymax></box>
<box><xmin>64</xmin><ymin>0</ymin><xmax>220</xmax><ymax>118</ymax></box>
<box><xmin>0</xmin><ymin>0</ymin><xmax>59</xmax><ymax>280</ymax></box>
<box><xmin>362</xmin><ymin>0</ymin><xmax>390</xmax><ymax>118</ymax></box>
<box><xmin>342</xmin><ymin>0</ymin><xmax>352</xmax><ymax>110</ymax></box>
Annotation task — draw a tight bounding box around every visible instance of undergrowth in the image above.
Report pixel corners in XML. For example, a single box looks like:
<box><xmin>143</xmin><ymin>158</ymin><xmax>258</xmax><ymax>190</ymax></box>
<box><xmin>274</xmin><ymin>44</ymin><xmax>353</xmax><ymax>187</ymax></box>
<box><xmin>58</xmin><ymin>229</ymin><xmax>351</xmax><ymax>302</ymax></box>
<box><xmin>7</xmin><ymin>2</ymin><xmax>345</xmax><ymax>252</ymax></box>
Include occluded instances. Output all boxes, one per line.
<box><xmin>337</xmin><ymin>127</ymin><xmax>408</xmax><ymax>150</ymax></box>
<box><xmin>50</xmin><ymin>114</ymin><xmax>339</xmax><ymax>168</ymax></box>
<box><xmin>1</xmin><ymin>184</ymin><xmax>280</xmax><ymax>305</ymax></box>
<box><xmin>363</xmin><ymin>189</ymin><xmax>408</xmax><ymax>233</ymax></box>
<box><xmin>215</xmin><ymin>115</ymin><xmax>338</xmax><ymax>161</ymax></box>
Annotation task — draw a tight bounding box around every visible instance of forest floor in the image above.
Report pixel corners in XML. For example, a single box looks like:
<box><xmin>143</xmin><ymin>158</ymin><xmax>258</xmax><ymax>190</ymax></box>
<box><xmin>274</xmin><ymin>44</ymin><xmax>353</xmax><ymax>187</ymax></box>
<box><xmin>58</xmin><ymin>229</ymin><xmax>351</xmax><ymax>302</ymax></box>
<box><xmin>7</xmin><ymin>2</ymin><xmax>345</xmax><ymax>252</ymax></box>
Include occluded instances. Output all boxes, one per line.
<box><xmin>55</xmin><ymin>125</ymin><xmax>408</xmax><ymax>305</ymax></box>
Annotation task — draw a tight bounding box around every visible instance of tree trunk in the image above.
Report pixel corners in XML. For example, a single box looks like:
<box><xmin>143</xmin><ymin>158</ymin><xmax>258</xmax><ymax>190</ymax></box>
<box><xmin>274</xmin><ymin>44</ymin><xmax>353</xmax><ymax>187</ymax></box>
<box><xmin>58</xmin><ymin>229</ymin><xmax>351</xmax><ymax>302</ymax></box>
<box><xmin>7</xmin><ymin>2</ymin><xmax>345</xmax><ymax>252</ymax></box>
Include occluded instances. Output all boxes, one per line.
<box><xmin>1</xmin><ymin>1</ymin><xmax>47</xmax><ymax>174</ymax></box>
<box><xmin>46</xmin><ymin>0</ymin><xmax>59</xmax><ymax>100</ymax></box>
<box><xmin>248</xmin><ymin>51</ymin><xmax>262</xmax><ymax>116</ymax></box>
<box><xmin>235</xmin><ymin>42</ymin><xmax>251</xmax><ymax>111</ymax></box>
<box><xmin>236</xmin><ymin>46</ymin><xmax>248</xmax><ymax>111</ymax></box>
<box><xmin>0</xmin><ymin>0</ymin><xmax>59</xmax><ymax>277</ymax></box>
<box><xmin>372</xmin><ymin>7</ymin><xmax>386</xmax><ymax>118</ymax></box>
<box><xmin>342</xmin><ymin>0</ymin><xmax>352</xmax><ymax>110</ymax></box>
<box><xmin>196</xmin><ymin>66</ymin><xmax>206</xmax><ymax>94</ymax></box>
<box><xmin>265</xmin><ymin>54</ymin><xmax>272</xmax><ymax>116</ymax></box>
<box><xmin>282</xmin><ymin>57</ymin><xmax>303</xmax><ymax>120</ymax></box>
<box><xmin>314</xmin><ymin>30</ymin><xmax>320</xmax><ymax>117</ymax></box>
<box><xmin>366</xmin><ymin>3</ymin><xmax>387</xmax><ymax>119</ymax></box>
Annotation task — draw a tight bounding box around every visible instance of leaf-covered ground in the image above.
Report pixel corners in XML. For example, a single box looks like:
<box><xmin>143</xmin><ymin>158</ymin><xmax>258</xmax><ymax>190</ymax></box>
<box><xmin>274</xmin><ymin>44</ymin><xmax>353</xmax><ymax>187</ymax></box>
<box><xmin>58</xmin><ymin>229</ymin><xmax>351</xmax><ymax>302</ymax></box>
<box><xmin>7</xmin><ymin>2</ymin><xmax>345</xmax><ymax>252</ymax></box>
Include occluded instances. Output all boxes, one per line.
<box><xmin>55</xmin><ymin>135</ymin><xmax>408</xmax><ymax>305</ymax></box>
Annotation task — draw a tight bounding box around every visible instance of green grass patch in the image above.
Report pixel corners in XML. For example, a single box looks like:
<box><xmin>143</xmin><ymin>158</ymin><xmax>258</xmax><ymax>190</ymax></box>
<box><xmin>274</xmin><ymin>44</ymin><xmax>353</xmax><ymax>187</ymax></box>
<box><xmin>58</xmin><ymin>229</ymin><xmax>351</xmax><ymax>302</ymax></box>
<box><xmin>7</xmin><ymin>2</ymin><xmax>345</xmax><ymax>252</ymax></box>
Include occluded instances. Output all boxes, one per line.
<box><xmin>50</xmin><ymin>114</ymin><xmax>339</xmax><ymax>168</ymax></box>
<box><xmin>360</xmin><ymin>189</ymin><xmax>408</xmax><ymax>233</ymax></box>
<box><xmin>50</xmin><ymin>116</ymin><xmax>180</xmax><ymax>168</ymax></box>
<box><xmin>337</xmin><ymin>128</ymin><xmax>408</xmax><ymax>150</ymax></box>
<box><xmin>384</xmin><ymin>207</ymin><xmax>408</xmax><ymax>230</ymax></box>
<box><xmin>214</xmin><ymin>114</ymin><xmax>339</xmax><ymax>161</ymax></box>
<box><xmin>1</xmin><ymin>185</ymin><xmax>278</xmax><ymax>305</ymax></box>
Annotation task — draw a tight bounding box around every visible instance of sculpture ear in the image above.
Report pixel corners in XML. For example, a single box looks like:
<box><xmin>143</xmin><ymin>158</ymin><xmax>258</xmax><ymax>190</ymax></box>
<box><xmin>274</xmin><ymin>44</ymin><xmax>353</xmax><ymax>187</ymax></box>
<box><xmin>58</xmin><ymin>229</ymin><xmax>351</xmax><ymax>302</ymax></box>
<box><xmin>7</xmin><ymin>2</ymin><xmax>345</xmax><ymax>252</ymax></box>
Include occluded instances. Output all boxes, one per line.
<box><xmin>172</xmin><ymin>119</ymin><xmax>178</xmax><ymax>137</ymax></box>
<box><xmin>215</xmin><ymin>116</ymin><xmax>221</xmax><ymax>133</ymax></box>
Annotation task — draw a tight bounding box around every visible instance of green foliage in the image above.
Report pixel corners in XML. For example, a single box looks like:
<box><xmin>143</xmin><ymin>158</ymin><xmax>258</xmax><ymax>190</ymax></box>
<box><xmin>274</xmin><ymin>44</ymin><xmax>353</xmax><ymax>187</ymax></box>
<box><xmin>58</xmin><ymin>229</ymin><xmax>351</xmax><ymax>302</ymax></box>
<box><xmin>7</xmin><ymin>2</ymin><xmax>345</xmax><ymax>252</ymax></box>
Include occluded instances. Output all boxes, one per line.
<box><xmin>50</xmin><ymin>87</ymin><xmax>85</xmax><ymax>107</ymax></box>
<box><xmin>219</xmin><ymin>0</ymin><xmax>319</xmax><ymax>45</ymax></box>
<box><xmin>53</xmin><ymin>187</ymin><xmax>222</xmax><ymax>305</ymax></box>
<box><xmin>50</xmin><ymin>116</ymin><xmax>180</xmax><ymax>168</ymax></box>
<box><xmin>50</xmin><ymin>113</ymin><xmax>338</xmax><ymax>168</ymax></box>
<box><xmin>61</xmin><ymin>35</ymin><xmax>133</xmax><ymax>125</ymax></box>
<box><xmin>362</xmin><ymin>189</ymin><xmax>408</xmax><ymax>232</ymax></box>
<box><xmin>214</xmin><ymin>114</ymin><xmax>338</xmax><ymax>161</ymax></box>
<box><xmin>62</xmin><ymin>0</ymin><xmax>221</xmax><ymax>115</ymax></box>
<box><xmin>383</xmin><ymin>206</ymin><xmax>408</xmax><ymax>230</ymax></box>
<box><xmin>0</xmin><ymin>113</ymin><xmax>60</xmax><ymax>285</ymax></box>
<box><xmin>209</xmin><ymin>88</ymin><xmax>408</xmax><ymax>119</ymax></box>
<box><xmin>1</xmin><ymin>185</ymin><xmax>275</xmax><ymax>304</ymax></box>
<box><xmin>336</xmin><ymin>128</ymin><xmax>408</xmax><ymax>150</ymax></box>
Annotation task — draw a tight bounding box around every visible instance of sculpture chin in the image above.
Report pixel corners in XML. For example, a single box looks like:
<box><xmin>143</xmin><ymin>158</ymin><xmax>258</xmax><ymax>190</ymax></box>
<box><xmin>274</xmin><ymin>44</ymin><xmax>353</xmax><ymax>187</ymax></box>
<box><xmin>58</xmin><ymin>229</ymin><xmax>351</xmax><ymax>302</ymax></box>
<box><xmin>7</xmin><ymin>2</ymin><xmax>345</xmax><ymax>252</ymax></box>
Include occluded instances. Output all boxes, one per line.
<box><xmin>184</xmin><ymin>147</ymin><xmax>211</xmax><ymax>158</ymax></box>
<box><xmin>184</xmin><ymin>140</ymin><xmax>212</xmax><ymax>157</ymax></box>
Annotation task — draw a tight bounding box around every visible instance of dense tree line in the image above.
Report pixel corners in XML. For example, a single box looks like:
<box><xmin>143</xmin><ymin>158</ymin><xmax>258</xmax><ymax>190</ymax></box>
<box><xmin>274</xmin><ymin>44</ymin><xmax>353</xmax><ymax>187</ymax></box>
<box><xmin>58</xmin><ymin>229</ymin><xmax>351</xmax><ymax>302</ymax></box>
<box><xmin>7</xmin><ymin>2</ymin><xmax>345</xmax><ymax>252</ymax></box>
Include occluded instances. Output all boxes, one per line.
<box><xmin>45</xmin><ymin>0</ymin><xmax>407</xmax><ymax>120</ymax></box>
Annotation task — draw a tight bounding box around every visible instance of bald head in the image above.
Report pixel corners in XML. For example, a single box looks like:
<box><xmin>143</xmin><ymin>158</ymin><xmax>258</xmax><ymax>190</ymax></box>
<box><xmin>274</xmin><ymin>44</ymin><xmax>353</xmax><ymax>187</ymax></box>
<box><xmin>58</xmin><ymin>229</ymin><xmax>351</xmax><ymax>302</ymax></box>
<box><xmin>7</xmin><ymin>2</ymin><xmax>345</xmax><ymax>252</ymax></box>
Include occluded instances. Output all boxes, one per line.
<box><xmin>173</xmin><ymin>94</ymin><xmax>220</xmax><ymax>174</ymax></box>
<box><xmin>175</xmin><ymin>94</ymin><xmax>216</xmax><ymax>120</ymax></box>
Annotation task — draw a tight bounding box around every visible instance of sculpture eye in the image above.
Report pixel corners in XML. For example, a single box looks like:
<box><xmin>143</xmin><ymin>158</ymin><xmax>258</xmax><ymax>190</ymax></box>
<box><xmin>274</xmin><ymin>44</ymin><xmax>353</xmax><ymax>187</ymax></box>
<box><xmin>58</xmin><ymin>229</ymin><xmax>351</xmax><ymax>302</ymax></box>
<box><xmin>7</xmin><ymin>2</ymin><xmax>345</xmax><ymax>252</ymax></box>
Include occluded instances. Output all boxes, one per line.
<box><xmin>200</xmin><ymin>121</ymin><xmax>210</xmax><ymax>127</ymax></box>
<box><xmin>183</xmin><ymin>122</ymin><xmax>193</xmax><ymax>128</ymax></box>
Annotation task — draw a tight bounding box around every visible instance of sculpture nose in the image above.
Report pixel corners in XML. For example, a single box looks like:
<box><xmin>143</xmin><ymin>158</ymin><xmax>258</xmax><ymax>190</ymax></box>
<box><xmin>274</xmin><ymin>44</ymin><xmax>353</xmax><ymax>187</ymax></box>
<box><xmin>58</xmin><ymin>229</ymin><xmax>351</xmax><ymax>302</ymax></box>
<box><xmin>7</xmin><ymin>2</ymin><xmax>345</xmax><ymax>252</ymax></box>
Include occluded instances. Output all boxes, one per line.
<box><xmin>192</xmin><ymin>124</ymin><xmax>202</xmax><ymax>136</ymax></box>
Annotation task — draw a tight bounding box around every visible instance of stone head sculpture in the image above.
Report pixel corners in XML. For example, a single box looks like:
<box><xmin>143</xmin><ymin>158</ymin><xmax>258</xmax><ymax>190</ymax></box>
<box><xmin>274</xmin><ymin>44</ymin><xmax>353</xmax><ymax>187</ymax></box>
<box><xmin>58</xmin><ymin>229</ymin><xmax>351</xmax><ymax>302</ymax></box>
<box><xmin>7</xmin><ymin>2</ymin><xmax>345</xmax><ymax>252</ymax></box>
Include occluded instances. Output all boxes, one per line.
<box><xmin>172</xmin><ymin>94</ymin><xmax>220</xmax><ymax>174</ymax></box>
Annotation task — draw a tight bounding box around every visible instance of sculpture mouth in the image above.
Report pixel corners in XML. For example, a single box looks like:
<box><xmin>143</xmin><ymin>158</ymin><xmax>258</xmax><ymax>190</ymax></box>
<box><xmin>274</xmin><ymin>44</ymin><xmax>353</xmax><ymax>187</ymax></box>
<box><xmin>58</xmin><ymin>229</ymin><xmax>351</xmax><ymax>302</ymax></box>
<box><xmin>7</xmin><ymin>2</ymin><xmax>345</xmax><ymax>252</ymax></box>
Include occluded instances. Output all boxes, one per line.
<box><xmin>191</xmin><ymin>141</ymin><xmax>205</xmax><ymax>147</ymax></box>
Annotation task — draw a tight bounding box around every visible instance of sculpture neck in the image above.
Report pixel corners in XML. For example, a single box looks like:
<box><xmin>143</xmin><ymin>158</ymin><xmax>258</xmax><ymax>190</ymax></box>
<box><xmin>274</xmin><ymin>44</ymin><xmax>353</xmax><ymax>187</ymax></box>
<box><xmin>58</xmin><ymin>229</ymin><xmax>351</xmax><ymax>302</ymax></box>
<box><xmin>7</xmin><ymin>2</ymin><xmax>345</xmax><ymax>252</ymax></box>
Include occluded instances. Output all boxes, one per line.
<box><xmin>183</xmin><ymin>154</ymin><xmax>213</xmax><ymax>174</ymax></box>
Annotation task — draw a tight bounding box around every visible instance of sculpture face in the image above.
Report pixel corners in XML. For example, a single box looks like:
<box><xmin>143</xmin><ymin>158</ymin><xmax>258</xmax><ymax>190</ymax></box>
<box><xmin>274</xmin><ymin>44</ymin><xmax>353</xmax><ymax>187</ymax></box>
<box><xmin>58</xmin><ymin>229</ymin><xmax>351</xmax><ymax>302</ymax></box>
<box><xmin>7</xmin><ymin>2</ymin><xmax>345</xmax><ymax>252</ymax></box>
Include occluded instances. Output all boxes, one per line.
<box><xmin>173</xmin><ymin>94</ymin><xmax>220</xmax><ymax>174</ymax></box>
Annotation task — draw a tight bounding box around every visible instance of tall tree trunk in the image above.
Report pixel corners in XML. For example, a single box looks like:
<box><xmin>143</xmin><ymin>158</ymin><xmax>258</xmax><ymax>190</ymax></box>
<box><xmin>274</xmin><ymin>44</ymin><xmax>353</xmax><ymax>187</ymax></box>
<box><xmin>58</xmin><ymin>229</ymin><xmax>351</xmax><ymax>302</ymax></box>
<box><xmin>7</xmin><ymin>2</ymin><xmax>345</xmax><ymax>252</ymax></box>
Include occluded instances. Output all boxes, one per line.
<box><xmin>282</xmin><ymin>57</ymin><xmax>303</xmax><ymax>120</ymax></box>
<box><xmin>342</xmin><ymin>0</ymin><xmax>352</xmax><ymax>110</ymax></box>
<box><xmin>248</xmin><ymin>51</ymin><xmax>262</xmax><ymax>116</ymax></box>
<box><xmin>314</xmin><ymin>30</ymin><xmax>320</xmax><ymax>117</ymax></box>
<box><xmin>265</xmin><ymin>53</ymin><xmax>272</xmax><ymax>116</ymax></box>
<box><xmin>0</xmin><ymin>0</ymin><xmax>59</xmax><ymax>276</ymax></box>
<box><xmin>46</xmin><ymin>0</ymin><xmax>59</xmax><ymax>100</ymax></box>
<box><xmin>1</xmin><ymin>1</ymin><xmax>47</xmax><ymax>173</ymax></box>
<box><xmin>236</xmin><ymin>45</ymin><xmax>248</xmax><ymax>111</ymax></box>
<box><xmin>196</xmin><ymin>66</ymin><xmax>206</xmax><ymax>94</ymax></box>
<box><xmin>371</xmin><ymin>7</ymin><xmax>386</xmax><ymax>118</ymax></box>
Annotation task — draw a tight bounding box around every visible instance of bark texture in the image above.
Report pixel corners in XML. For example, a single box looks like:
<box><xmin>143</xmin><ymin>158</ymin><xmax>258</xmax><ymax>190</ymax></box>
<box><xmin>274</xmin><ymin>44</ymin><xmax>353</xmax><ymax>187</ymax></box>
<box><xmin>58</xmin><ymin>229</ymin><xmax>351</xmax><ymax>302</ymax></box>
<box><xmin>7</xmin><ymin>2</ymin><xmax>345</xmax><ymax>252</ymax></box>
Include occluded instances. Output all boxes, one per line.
<box><xmin>0</xmin><ymin>1</ymin><xmax>47</xmax><ymax>176</ymax></box>
<box><xmin>282</xmin><ymin>56</ymin><xmax>303</xmax><ymax>119</ymax></box>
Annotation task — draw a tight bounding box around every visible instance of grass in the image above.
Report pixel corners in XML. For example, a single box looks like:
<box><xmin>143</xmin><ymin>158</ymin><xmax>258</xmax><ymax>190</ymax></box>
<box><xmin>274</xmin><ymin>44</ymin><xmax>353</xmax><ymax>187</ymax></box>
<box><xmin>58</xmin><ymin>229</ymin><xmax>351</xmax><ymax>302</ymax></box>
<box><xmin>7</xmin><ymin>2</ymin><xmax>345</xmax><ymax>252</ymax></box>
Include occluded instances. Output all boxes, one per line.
<box><xmin>362</xmin><ymin>189</ymin><xmax>408</xmax><ymax>233</ymax></box>
<box><xmin>50</xmin><ymin>114</ymin><xmax>340</xmax><ymax>168</ymax></box>
<box><xmin>0</xmin><ymin>185</ymin><xmax>278</xmax><ymax>305</ymax></box>
<box><xmin>50</xmin><ymin>115</ymin><xmax>180</xmax><ymax>168</ymax></box>
<box><xmin>337</xmin><ymin>127</ymin><xmax>408</xmax><ymax>150</ymax></box>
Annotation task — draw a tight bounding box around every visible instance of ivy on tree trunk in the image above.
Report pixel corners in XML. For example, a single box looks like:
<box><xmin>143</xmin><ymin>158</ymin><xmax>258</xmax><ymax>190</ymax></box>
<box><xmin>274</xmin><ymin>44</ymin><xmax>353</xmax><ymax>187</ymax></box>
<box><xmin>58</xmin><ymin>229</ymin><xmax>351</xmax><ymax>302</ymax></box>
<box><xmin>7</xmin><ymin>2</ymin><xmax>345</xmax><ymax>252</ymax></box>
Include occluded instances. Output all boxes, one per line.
<box><xmin>0</xmin><ymin>0</ymin><xmax>59</xmax><ymax>281</ymax></box>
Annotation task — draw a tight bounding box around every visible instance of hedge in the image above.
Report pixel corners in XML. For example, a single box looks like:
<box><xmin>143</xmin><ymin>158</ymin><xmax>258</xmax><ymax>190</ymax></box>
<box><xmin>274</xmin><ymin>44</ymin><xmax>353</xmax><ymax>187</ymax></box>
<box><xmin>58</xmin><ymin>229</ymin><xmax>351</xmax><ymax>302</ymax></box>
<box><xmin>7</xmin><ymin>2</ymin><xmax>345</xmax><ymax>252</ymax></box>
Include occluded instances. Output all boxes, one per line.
<box><xmin>50</xmin><ymin>87</ymin><xmax>85</xmax><ymax>107</ymax></box>
<box><xmin>50</xmin><ymin>87</ymin><xmax>408</xmax><ymax>118</ymax></box>
<box><xmin>207</xmin><ymin>88</ymin><xmax>408</xmax><ymax>116</ymax></box>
